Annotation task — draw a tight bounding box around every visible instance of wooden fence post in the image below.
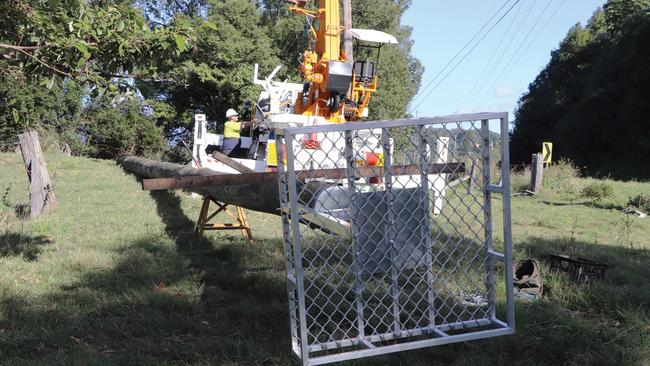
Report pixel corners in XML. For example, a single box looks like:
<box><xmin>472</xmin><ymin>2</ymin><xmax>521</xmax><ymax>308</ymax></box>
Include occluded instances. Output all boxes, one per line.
<box><xmin>530</xmin><ymin>153</ymin><xmax>544</xmax><ymax>194</ymax></box>
<box><xmin>467</xmin><ymin>160</ymin><xmax>476</xmax><ymax>195</ymax></box>
<box><xmin>18</xmin><ymin>131</ymin><xmax>57</xmax><ymax>218</ymax></box>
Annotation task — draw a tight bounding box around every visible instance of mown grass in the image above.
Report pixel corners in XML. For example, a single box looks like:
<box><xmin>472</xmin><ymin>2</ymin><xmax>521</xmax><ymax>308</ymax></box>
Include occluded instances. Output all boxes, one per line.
<box><xmin>0</xmin><ymin>152</ymin><xmax>648</xmax><ymax>365</ymax></box>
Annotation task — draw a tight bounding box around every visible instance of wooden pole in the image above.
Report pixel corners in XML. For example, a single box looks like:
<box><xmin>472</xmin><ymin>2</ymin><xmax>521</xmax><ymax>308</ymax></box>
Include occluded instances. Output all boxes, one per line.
<box><xmin>18</xmin><ymin>131</ymin><xmax>57</xmax><ymax>218</ymax></box>
<box><xmin>210</xmin><ymin>150</ymin><xmax>255</xmax><ymax>173</ymax></box>
<box><xmin>118</xmin><ymin>155</ymin><xmax>464</xmax><ymax>218</ymax></box>
<box><xmin>530</xmin><ymin>153</ymin><xmax>544</xmax><ymax>194</ymax></box>
<box><xmin>117</xmin><ymin>155</ymin><xmax>281</xmax><ymax>214</ymax></box>
<box><xmin>140</xmin><ymin>162</ymin><xmax>465</xmax><ymax>191</ymax></box>
<box><xmin>343</xmin><ymin>0</ymin><xmax>354</xmax><ymax>64</ymax></box>
<box><xmin>467</xmin><ymin>160</ymin><xmax>476</xmax><ymax>195</ymax></box>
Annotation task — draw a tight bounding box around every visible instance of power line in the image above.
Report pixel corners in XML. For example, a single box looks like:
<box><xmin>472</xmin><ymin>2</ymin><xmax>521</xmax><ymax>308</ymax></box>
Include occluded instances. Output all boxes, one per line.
<box><xmin>470</xmin><ymin>0</ymin><xmax>560</xmax><ymax>112</ymax></box>
<box><xmin>407</xmin><ymin>0</ymin><xmax>515</xmax><ymax>111</ymax></box>
<box><xmin>455</xmin><ymin>0</ymin><xmax>529</xmax><ymax>113</ymax></box>
<box><xmin>461</xmin><ymin>0</ymin><xmax>538</xmax><ymax>112</ymax></box>
<box><xmin>514</xmin><ymin>0</ymin><xmax>569</xmax><ymax>70</ymax></box>
<box><xmin>408</xmin><ymin>0</ymin><xmax>515</xmax><ymax>110</ymax></box>
<box><xmin>486</xmin><ymin>0</ymin><xmax>497</xmax><ymax>19</ymax></box>
<box><xmin>470</xmin><ymin>0</ymin><xmax>559</xmax><ymax>112</ymax></box>
<box><xmin>487</xmin><ymin>0</ymin><xmax>569</xmax><ymax>110</ymax></box>
<box><xmin>408</xmin><ymin>0</ymin><xmax>522</xmax><ymax>114</ymax></box>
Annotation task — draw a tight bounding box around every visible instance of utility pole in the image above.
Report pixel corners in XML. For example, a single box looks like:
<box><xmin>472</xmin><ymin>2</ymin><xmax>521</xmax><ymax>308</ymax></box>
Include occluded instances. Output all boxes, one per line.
<box><xmin>342</xmin><ymin>0</ymin><xmax>353</xmax><ymax>64</ymax></box>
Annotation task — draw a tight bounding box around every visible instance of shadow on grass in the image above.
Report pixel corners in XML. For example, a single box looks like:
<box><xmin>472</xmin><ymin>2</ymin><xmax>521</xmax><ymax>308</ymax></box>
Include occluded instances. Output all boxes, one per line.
<box><xmin>0</xmin><ymin>193</ymin><xmax>648</xmax><ymax>365</ymax></box>
<box><xmin>503</xmin><ymin>237</ymin><xmax>650</xmax><ymax>365</ymax></box>
<box><xmin>541</xmin><ymin>200</ymin><xmax>626</xmax><ymax>211</ymax></box>
<box><xmin>409</xmin><ymin>237</ymin><xmax>650</xmax><ymax>365</ymax></box>
<box><xmin>11</xmin><ymin>203</ymin><xmax>29</xmax><ymax>219</ymax></box>
<box><xmin>2</xmin><ymin>185</ymin><xmax>29</xmax><ymax>219</ymax></box>
<box><xmin>0</xmin><ymin>232</ymin><xmax>53</xmax><ymax>260</ymax></box>
<box><xmin>518</xmin><ymin>237</ymin><xmax>650</xmax><ymax>310</ymax></box>
<box><xmin>0</xmin><ymin>190</ymin><xmax>292</xmax><ymax>364</ymax></box>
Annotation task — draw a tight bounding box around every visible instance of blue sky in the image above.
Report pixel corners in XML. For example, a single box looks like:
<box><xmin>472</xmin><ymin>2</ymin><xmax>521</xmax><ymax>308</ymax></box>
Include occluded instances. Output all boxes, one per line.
<box><xmin>402</xmin><ymin>0</ymin><xmax>605</xmax><ymax>119</ymax></box>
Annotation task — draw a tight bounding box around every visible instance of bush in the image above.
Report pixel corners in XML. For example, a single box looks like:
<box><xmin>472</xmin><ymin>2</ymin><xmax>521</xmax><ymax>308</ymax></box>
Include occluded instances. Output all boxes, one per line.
<box><xmin>580</xmin><ymin>182</ymin><xmax>615</xmax><ymax>201</ymax></box>
<box><xmin>161</xmin><ymin>144</ymin><xmax>191</xmax><ymax>164</ymax></box>
<box><xmin>81</xmin><ymin>98</ymin><xmax>165</xmax><ymax>159</ymax></box>
<box><xmin>627</xmin><ymin>194</ymin><xmax>650</xmax><ymax>212</ymax></box>
<box><xmin>544</xmin><ymin>159</ymin><xmax>581</xmax><ymax>196</ymax></box>
<box><xmin>510</xmin><ymin>165</ymin><xmax>531</xmax><ymax>192</ymax></box>
<box><xmin>0</xmin><ymin>75</ymin><xmax>83</xmax><ymax>147</ymax></box>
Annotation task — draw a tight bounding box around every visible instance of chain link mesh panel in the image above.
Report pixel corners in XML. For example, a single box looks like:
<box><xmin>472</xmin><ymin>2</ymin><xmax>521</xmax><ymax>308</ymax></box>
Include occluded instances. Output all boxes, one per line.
<box><xmin>276</xmin><ymin>113</ymin><xmax>514</xmax><ymax>365</ymax></box>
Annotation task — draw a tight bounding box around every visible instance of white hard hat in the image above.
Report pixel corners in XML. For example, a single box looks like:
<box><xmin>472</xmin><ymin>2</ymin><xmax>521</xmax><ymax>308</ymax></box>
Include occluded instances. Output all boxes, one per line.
<box><xmin>225</xmin><ymin>108</ymin><xmax>239</xmax><ymax>118</ymax></box>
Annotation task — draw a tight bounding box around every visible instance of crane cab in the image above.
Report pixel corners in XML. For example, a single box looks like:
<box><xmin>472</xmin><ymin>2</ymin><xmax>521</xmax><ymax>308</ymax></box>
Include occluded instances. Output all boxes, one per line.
<box><xmin>345</xmin><ymin>28</ymin><xmax>399</xmax><ymax>120</ymax></box>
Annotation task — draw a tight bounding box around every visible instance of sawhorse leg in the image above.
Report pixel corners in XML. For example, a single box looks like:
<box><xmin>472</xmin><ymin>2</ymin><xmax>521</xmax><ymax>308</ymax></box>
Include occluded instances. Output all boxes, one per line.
<box><xmin>194</xmin><ymin>196</ymin><xmax>253</xmax><ymax>243</ymax></box>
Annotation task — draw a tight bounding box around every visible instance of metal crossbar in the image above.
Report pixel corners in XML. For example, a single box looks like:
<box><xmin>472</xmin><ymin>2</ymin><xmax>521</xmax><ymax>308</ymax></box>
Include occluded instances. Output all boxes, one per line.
<box><xmin>276</xmin><ymin>112</ymin><xmax>514</xmax><ymax>365</ymax></box>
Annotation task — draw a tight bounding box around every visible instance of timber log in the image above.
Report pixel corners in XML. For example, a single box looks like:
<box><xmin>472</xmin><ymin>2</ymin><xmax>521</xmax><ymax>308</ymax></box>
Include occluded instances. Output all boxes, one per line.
<box><xmin>117</xmin><ymin>155</ymin><xmax>462</xmax><ymax>223</ymax></box>
<box><xmin>117</xmin><ymin>155</ymin><xmax>282</xmax><ymax>214</ymax></box>
<box><xmin>116</xmin><ymin>155</ymin><xmax>345</xmax><ymax>217</ymax></box>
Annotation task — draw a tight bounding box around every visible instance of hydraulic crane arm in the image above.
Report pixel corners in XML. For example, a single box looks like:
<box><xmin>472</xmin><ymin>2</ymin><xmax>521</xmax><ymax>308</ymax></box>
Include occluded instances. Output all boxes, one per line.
<box><xmin>286</xmin><ymin>0</ymin><xmax>396</xmax><ymax>123</ymax></box>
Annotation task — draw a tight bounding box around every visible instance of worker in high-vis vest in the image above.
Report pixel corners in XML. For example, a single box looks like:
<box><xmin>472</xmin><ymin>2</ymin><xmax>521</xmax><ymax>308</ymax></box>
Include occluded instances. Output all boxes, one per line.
<box><xmin>222</xmin><ymin>108</ymin><xmax>250</xmax><ymax>156</ymax></box>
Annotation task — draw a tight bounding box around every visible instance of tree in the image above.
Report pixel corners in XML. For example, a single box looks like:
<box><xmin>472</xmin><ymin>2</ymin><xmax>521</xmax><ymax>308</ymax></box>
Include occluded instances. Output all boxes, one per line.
<box><xmin>139</xmin><ymin>0</ymin><xmax>281</xmax><ymax>137</ymax></box>
<box><xmin>604</xmin><ymin>0</ymin><xmax>650</xmax><ymax>32</ymax></box>
<box><xmin>80</xmin><ymin>96</ymin><xmax>165</xmax><ymax>158</ymax></box>
<box><xmin>0</xmin><ymin>75</ymin><xmax>83</xmax><ymax>147</ymax></box>
<box><xmin>0</xmin><ymin>0</ymin><xmax>196</xmax><ymax>87</ymax></box>
<box><xmin>0</xmin><ymin>0</ymin><xmax>202</xmax><ymax>150</ymax></box>
<box><xmin>260</xmin><ymin>1</ymin><xmax>306</xmax><ymax>79</ymax></box>
<box><xmin>0</xmin><ymin>0</ymin><xmax>425</xmax><ymax>159</ymax></box>
<box><xmin>511</xmin><ymin>0</ymin><xmax>650</xmax><ymax>179</ymax></box>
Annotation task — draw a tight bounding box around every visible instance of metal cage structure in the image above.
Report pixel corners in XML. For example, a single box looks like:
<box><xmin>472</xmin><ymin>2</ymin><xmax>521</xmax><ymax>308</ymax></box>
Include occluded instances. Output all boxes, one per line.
<box><xmin>275</xmin><ymin>112</ymin><xmax>514</xmax><ymax>365</ymax></box>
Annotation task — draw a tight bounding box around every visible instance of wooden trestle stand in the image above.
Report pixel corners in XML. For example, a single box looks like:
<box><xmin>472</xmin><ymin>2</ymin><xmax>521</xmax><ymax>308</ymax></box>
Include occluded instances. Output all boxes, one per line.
<box><xmin>195</xmin><ymin>195</ymin><xmax>252</xmax><ymax>242</ymax></box>
<box><xmin>192</xmin><ymin>151</ymin><xmax>255</xmax><ymax>242</ymax></box>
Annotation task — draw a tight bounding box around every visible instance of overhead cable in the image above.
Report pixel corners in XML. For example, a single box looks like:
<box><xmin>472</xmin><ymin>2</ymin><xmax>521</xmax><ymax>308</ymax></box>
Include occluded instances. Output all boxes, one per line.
<box><xmin>409</xmin><ymin>0</ymin><xmax>522</xmax><ymax>114</ymax></box>
<box><xmin>455</xmin><ymin>0</ymin><xmax>531</xmax><ymax>113</ymax></box>
<box><xmin>461</xmin><ymin>0</ymin><xmax>538</xmax><ymax>110</ymax></box>
<box><xmin>407</xmin><ymin>0</ymin><xmax>516</xmax><ymax>111</ymax></box>
<box><xmin>470</xmin><ymin>0</ymin><xmax>563</xmax><ymax>112</ymax></box>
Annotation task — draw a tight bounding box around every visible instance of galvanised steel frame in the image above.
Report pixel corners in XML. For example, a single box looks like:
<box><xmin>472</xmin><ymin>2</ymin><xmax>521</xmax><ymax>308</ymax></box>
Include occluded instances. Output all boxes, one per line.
<box><xmin>275</xmin><ymin>112</ymin><xmax>514</xmax><ymax>365</ymax></box>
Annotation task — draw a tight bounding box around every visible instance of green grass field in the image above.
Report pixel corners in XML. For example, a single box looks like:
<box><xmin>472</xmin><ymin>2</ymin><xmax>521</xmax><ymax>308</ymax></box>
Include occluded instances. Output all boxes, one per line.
<box><xmin>0</xmin><ymin>152</ymin><xmax>648</xmax><ymax>365</ymax></box>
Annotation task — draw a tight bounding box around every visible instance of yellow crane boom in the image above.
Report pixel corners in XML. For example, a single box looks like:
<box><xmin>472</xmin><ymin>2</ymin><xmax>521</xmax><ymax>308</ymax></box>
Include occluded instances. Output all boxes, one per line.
<box><xmin>288</xmin><ymin>0</ymin><xmax>383</xmax><ymax>122</ymax></box>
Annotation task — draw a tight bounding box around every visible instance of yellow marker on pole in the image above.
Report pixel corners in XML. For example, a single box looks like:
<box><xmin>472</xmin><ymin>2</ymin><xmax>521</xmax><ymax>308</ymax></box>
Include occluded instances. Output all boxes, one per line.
<box><xmin>542</xmin><ymin>142</ymin><xmax>553</xmax><ymax>164</ymax></box>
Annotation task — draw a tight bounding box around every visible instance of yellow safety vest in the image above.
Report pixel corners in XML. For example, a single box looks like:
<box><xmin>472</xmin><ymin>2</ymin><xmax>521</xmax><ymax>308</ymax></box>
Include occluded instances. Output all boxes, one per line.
<box><xmin>223</xmin><ymin>121</ymin><xmax>241</xmax><ymax>139</ymax></box>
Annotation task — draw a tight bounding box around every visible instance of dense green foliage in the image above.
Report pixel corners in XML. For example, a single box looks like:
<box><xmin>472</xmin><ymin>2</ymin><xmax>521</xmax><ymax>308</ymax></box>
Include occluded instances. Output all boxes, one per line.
<box><xmin>79</xmin><ymin>97</ymin><xmax>166</xmax><ymax>158</ymax></box>
<box><xmin>0</xmin><ymin>0</ymin><xmax>200</xmax><ymax>155</ymax></box>
<box><xmin>0</xmin><ymin>0</ymin><xmax>422</xmax><ymax>159</ymax></box>
<box><xmin>0</xmin><ymin>76</ymin><xmax>166</xmax><ymax>156</ymax></box>
<box><xmin>628</xmin><ymin>193</ymin><xmax>650</xmax><ymax>211</ymax></box>
<box><xmin>140</xmin><ymin>0</ymin><xmax>282</xmax><ymax>137</ymax></box>
<box><xmin>0</xmin><ymin>0</ymin><xmax>196</xmax><ymax>85</ymax></box>
<box><xmin>511</xmin><ymin>0</ymin><xmax>650</xmax><ymax>179</ymax></box>
<box><xmin>581</xmin><ymin>181</ymin><xmax>615</xmax><ymax>201</ymax></box>
<box><xmin>0</xmin><ymin>77</ymin><xmax>84</xmax><ymax>149</ymax></box>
